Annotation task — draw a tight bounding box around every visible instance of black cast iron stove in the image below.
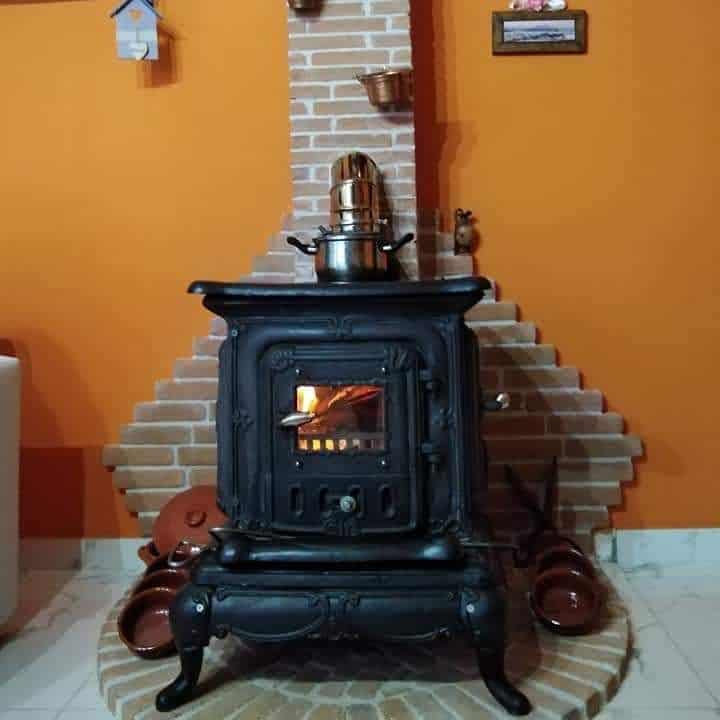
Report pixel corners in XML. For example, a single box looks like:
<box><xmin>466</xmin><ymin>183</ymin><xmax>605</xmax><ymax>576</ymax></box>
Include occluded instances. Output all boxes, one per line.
<box><xmin>156</xmin><ymin>277</ymin><xmax>531</xmax><ymax>716</ymax></box>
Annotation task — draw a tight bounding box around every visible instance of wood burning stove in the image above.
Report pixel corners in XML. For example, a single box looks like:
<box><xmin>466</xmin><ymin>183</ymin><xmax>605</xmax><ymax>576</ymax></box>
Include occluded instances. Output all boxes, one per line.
<box><xmin>155</xmin><ymin>277</ymin><xmax>531</xmax><ymax>716</ymax></box>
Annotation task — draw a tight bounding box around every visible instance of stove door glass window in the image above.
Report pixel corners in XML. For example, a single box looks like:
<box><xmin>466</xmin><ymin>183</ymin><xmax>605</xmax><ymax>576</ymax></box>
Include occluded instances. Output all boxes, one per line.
<box><xmin>295</xmin><ymin>385</ymin><xmax>385</xmax><ymax>452</ymax></box>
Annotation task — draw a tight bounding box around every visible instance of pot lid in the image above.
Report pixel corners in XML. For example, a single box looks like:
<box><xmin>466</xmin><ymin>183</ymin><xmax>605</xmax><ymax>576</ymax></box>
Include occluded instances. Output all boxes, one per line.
<box><xmin>317</xmin><ymin>228</ymin><xmax>385</xmax><ymax>242</ymax></box>
<box><xmin>151</xmin><ymin>486</ymin><xmax>226</xmax><ymax>556</ymax></box>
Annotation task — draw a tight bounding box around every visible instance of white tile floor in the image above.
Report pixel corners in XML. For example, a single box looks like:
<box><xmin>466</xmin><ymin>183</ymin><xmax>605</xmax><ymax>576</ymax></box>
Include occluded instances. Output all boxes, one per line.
<box><xmin>0</xmin><ymin>564</ymin><xmax>718</xmax><ymax>719</ymax></box>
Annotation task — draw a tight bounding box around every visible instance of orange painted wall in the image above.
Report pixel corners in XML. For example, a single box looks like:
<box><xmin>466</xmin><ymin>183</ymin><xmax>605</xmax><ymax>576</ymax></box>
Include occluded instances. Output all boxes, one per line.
<box><xmin>414</xmin><ymin>0</ymin><xmax>720</xmax><ymax>529</ymax></box>
<box><xmin>0</xmin><ymin>1</ymin><xmax>291</xmax><ymax>537</ymax></box>
<box><xmin>1</xmin><ymin>0</ymin><xmax>717</xmax><ymax>536</ymax></box>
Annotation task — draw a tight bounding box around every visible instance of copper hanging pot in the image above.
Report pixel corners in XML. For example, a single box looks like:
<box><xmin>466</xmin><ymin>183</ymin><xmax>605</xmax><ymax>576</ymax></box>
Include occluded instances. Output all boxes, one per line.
<box><xmin>356</xmin><ymin>68</ymin><xmax>412</xmax><ymax>108</ymax></box>
<box><xmin>288</xmin><ymin>0</ymin><xmax>320</xmax><ymax>10</ymax></box>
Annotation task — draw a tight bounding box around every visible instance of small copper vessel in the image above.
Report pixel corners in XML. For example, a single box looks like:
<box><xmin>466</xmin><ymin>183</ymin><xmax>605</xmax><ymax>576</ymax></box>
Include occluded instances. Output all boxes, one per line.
<box><xmin>356</xmin><ymin>68</ymin><xmax>412</xmax><ymax>108</ymax></box>
<box><xmin>288</xmin><ymin>0</ymin><xmax>320</xmax><ymax>10</ymax></box>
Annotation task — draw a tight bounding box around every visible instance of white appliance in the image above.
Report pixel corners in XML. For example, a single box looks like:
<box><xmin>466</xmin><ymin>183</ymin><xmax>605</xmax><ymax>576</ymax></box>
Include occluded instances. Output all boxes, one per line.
<box><xmin>0</xmin><ymin>356</ymin><xmax>20</xmax><ymax>626</ymax></box>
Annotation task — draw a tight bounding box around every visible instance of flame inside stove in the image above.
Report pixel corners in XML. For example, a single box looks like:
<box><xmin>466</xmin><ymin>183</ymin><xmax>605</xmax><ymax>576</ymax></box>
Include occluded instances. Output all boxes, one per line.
<box><xmin>296</xmin><ymin>385</ymin><xmax>319</xmax><ymax>414</ymax></box>
<box><xmin>294</xmin><ymin>384</ymin><xmax>386</xmax><ymax>453</ymax></box>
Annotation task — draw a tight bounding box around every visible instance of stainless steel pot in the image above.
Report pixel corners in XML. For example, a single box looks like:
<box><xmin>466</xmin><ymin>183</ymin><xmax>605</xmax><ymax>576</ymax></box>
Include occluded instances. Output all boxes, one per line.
<box><xmin>329</xmin><ymin>179</ymin><xmax>382</xmax><ymax>233</ymax></box>
<box><xmin>331</xmin><ymin>153</ymin><xmax>380</xmax><ymax>186</ymax></box>
<box><xmin>330</xmin><ymin>179</ymin><xmax>379</xmax><ymax>213</ymax></box>
<box><xmin>287</xmin><ymin>230</ymin><xmax>415</xmax><ymax>283</ymax></box>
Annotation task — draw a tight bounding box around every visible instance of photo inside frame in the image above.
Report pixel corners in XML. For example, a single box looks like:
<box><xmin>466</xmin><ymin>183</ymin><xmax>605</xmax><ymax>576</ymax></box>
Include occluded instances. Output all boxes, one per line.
<box><xmin>503</xmin><ymin>19</ymin><xmax>576</xmax><ymax>43</ymax></box>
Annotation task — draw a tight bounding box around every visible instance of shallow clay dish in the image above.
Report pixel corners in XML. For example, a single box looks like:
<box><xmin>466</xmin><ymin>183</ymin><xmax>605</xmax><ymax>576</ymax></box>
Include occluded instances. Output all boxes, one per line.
<box><xmin>531</xmin><ymin>568</ymin><xmax>601</xmax><ymax>636</ymax></box>
<box><xmin>535</xmin><ymin>545</ymin><xmax>597</xmax><ymax>579</ymax></box>
<box><xmin>133</xmin><ymin>568</ymin><xmax>189</xmax><ymax>596</ymax></box>
<box><xmin>118</xmin><ymin>587</ymin><xmax>177</xmax><ymax>659</ymax></box>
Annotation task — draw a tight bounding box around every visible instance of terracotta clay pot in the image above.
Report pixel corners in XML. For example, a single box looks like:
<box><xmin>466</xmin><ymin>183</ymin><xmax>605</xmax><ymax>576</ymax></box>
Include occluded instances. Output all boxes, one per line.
<box><xmin>118</xmin><ymin>587</ymin><xmax>177</xmax><ymax>659</ymax></box>
<box><xmin>137</xmin><ymin>486</ymin><xmax>226</xmax><ymax>567</ymax></box>
<box><xmin>531</xmin><ymin>568</ymin><xmax>601</xmax><ymax>636</ymax></box>
<box><xmin>134</xmin><ymin>568</ymin><xmax>189</xmax><ymax>595</ymax></box>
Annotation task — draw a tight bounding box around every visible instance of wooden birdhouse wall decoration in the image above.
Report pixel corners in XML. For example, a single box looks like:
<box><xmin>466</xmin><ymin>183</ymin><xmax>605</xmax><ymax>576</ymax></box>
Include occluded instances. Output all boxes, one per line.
<box><xmin>111</xmin><ymin>0</ymin><xmax>161</xmax><ymax>61</ymax></box>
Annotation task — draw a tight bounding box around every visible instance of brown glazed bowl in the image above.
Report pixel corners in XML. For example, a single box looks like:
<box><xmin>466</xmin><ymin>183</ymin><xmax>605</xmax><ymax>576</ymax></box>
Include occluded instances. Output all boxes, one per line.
<box><xmin>531</xmin><ymin>568</ymin><xmax>601</xmax><ymax>636</ymax></box>
<box><xmin>535</xmin><ymin>545</ymin><xmax>597</xmax><ymax>580</ymax></box>
<box><xmin>118</xmin><ymin>588</ymin><xmax>177</xmax><ymax>659</ymax></box>
<box><xmin>133</xmin><ymin>568</ymin><xmax>189</xmax><ymax>595</ymax></box>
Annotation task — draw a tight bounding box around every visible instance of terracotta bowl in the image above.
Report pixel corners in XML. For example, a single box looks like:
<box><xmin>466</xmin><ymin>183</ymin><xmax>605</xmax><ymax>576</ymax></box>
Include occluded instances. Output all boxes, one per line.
<box><xmin>535</xmin><ymin>545</ymin><xmax>597</xmax><ymax>580</ymax></box>
<box><xmin>133</xmin><ymin>568</ymin><xmax>189</xmax><ymax>596</ymax></box>
<box><xmin>118</xmin><ymin>587</ymin><xmax>177</xmax><ymax>659</ymax></box>
<box><xmin>531</xmin><ymin>568</ymin><xmax>601</xmax><ymax>636</ymax></box>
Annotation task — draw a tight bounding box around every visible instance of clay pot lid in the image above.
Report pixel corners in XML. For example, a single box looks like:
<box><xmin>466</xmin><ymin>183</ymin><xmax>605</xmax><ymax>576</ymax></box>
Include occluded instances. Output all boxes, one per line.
<box><xmin>151</xmin><ymin>486</ymin><xmax>226</xmax><ymax>557</ymax></box>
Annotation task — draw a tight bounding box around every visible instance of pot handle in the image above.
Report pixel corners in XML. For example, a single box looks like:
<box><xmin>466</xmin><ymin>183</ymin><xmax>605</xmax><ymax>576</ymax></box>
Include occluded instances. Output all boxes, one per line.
<box><xmin>167</xmin><ymin>540</ymin><xmax>204</xmax><ymax>568</ymax></box>
<box><xmin>379</xmin><ymin>232</ymin><xmax>415</xmax><ymax>254</ymax></box>
<box><xmin>287</xmin><ymin>236</ymin><xmax>318</xmax><ymax>256</ymax></box>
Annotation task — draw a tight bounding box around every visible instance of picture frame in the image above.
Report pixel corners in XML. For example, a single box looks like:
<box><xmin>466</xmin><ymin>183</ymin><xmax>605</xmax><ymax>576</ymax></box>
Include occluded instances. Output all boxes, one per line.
<box><xmin>492</xmin><ymin>10</ymin><xmax>587</xmax><ymax>55</ymax></box>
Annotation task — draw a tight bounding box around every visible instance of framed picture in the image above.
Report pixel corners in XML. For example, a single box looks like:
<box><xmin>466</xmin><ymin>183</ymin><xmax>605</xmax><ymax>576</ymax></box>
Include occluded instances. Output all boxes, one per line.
<box><xmin>492</xmin><ymin>10</ymin><xmax>587</xmax><ymax>55</ymax></box>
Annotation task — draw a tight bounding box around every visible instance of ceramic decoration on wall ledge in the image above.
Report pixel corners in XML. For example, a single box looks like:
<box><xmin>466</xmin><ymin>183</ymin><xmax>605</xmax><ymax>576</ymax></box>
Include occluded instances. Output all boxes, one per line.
<box><xmin>111</xmin><ymin>0</ymin><xmax>161</xmax><ymax>61</ymax></box>
<box><xmin>509</xmin><ymin>0</ymin><xmax>567</xmax><ymax>10</ymax></box>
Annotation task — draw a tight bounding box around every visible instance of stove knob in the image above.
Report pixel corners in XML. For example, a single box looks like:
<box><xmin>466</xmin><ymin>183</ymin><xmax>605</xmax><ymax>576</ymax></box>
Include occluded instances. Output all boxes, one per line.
<box><xmin>339</xmin><ymin>496</ymin><xmax>357</xmax><ymax>514</ymax></box>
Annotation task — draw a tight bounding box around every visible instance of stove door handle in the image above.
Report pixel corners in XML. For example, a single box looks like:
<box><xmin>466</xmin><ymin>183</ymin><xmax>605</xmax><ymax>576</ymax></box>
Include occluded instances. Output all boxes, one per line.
<box><xmin>287</xmin><ymin>236</ymin><xmax>318</xmax><ymax>256</ymax></box>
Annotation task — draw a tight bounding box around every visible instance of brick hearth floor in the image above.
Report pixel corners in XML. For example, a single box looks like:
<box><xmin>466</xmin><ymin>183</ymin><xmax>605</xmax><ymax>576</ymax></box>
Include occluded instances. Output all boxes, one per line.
<box><xmin>1</xmin><ymin>564</ymin><xmax>718</xmax><ymax>719</ymax></box>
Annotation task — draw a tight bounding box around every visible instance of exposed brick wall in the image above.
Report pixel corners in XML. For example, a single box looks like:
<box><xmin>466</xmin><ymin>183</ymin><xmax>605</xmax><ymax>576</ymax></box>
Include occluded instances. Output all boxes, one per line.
<box><xmin>101</xmin><ymin>0</ymin><xmax>641</xmax><ymax>553</ymax></box>
<box><xmin>288</xmin><ymin>0</ymin><xmax>416</xmax><ymax>222</ymax></box>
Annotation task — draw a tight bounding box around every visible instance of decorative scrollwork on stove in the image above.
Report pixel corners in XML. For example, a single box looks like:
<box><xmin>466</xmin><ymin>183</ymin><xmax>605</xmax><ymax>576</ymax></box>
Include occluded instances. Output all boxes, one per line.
<box><xmin>327</xmin><ymin>317</ymin><xmax>354</xmax><ymax>339</ymax></box>
<box><xmin>323</xmin><ymin>513</ymin><xmax>360</xmax><ymax>537</ymax></box>
<box><xmin>232</xmin><ymin>409</ymin><xmax>254</xmax><ymax>430</ymax></box>
<box><xmin>269</xmin><ymin>349</ymin><xmax>296</xmax><ymax>372</ymax></box>
<box><xmin>384</xmin><ymin>346</ymin><xmax>413</xmax><ymax>372</ymax></box>
<box><xmin>433</xmin><ymin>408</ymin><xmax>456</xmax><ymax>430</ymax></box>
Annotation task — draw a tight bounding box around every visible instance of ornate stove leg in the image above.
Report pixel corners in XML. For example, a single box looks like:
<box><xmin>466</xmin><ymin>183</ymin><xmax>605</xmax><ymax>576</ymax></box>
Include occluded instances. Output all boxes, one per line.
<box><xmin>463</xmin><ymin>589</ymin><xmax>531</xmax><ymax>717</ymax></box>
<box><xmin>156</xmin><ymin>647</ymin><xmax>204</xmax><ymax>712</ymax></box>
<box><xmin>156</xmin><ymin>586</ymin><xmax>211</xmax><ymax>713</ymax></box>
<box><xmin>476</xmin><ymin>648</ymin><xmax>531</xmax><ymax>716</ymax></box>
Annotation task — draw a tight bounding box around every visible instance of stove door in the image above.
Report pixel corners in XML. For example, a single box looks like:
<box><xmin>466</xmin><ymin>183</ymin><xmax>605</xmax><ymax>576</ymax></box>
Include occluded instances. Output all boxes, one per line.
<box><xmin>266</xmin><ymin>342</ymin><xmax>422</xmax><ymax>536</ymax></box>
